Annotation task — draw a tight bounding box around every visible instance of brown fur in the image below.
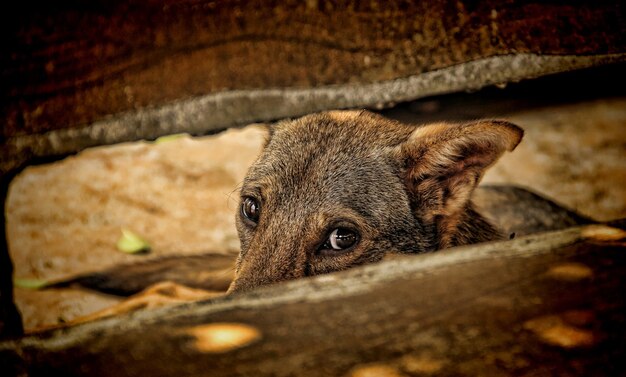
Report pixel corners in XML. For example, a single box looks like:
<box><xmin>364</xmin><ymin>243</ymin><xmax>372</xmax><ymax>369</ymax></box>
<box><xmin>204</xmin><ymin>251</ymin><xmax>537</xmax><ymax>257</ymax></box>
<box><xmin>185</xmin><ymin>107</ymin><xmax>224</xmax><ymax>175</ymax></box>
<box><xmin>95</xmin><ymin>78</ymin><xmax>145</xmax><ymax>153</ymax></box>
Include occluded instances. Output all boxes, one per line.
<box><xmin>229</xmin><ymin>110</ymin><xmax>523</xmax><ymax>292</ymax></box>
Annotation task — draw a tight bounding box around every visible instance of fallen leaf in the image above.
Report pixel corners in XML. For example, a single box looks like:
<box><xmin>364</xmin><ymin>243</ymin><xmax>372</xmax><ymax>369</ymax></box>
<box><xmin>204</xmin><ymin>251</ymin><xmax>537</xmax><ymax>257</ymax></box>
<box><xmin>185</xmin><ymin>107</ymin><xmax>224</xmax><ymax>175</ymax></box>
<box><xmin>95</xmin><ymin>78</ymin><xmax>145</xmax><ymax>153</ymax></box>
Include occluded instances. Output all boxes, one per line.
<box><xmin>116</xmin><ymin>228</ymin><xmax>151</xmax><ymax>254</ymax></box>
<box><xmin>14</xmin><ymin>278</ymin><xmax>49</xmax><ymax>290</ymax></box>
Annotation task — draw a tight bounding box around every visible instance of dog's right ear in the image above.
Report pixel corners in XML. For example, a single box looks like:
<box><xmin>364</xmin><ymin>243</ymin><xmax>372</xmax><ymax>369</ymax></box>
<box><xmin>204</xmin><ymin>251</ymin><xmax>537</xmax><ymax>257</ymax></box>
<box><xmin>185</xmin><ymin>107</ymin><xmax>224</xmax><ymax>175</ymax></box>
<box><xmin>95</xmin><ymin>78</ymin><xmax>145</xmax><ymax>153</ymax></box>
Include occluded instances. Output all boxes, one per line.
<box><xmin>395</xmin><ymin>120</ymin><xmax>523</xmax><ymax>248</ymax></box>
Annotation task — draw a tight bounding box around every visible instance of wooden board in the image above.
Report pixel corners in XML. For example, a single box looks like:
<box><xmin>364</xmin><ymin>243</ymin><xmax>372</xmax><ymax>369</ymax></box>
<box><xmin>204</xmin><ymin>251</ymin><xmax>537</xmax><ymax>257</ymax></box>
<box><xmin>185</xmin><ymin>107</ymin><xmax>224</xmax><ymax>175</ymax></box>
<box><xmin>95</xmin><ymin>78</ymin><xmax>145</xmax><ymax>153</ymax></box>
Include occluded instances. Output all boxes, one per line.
<box><xmin>2</xmin><ymin>1</ymin><xmax>626</xmax><ymax>172</ymax></box>
<box><xmin>1</xmin><ymin>224</ymin><xmax>625</xmax><ymax>376</ymax></box>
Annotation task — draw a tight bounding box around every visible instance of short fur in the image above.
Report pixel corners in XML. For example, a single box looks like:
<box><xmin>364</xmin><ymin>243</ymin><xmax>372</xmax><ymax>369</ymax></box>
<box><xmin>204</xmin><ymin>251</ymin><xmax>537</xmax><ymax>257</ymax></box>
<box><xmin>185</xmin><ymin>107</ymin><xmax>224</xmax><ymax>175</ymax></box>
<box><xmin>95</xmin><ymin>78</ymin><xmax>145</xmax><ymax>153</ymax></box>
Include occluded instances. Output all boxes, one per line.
<box><xmin>229</xmin><ymin>110</ymin><xmax>523</xmax><ymax>292</ymax></box>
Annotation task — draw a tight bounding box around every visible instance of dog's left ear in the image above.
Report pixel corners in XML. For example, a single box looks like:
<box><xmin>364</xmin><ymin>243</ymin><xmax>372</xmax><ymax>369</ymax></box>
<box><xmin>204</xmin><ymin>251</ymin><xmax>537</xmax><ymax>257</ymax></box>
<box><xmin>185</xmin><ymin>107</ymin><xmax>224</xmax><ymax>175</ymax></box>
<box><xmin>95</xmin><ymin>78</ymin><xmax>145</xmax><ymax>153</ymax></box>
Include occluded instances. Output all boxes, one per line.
<box><xmin>396</xmin><ymin>120</ymin><xmax>523</xmax><ymax>244</ymax></box>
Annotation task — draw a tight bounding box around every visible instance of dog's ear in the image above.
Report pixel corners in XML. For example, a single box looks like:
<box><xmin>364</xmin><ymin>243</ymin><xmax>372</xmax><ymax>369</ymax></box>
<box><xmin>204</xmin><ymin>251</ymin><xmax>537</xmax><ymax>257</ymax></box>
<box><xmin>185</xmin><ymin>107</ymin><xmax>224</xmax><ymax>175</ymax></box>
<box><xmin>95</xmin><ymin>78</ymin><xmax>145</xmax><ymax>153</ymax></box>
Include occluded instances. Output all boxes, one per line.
<box><xmin>396</xmin><ymin>120</ymin><xmax>523</xmax><ymax>246</ymax></box>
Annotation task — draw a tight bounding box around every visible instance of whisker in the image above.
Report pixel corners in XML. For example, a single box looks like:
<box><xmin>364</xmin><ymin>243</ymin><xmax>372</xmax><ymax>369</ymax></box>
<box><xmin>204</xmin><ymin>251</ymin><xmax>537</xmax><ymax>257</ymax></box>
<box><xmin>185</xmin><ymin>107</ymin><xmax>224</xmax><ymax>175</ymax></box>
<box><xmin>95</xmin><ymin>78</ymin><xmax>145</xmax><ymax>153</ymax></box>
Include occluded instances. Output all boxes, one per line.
<box><xmin>225</xmin><ymin>181</ymin><xmax>244</xmax><ymax>209</ymax></box>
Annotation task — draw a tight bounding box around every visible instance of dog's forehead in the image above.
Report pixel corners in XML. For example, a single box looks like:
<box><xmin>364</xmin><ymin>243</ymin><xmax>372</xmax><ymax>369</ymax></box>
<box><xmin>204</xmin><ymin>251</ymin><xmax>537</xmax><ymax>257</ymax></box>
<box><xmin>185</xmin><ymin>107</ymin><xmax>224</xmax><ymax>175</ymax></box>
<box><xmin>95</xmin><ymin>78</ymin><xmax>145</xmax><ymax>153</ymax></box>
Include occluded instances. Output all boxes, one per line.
<box><xmin>259</xmin><ymin>112</ymin><xmax>404</xmax><ymax>170</ymax></box>
<box><xmin>273</xmin><ymin>110</ymin><xmax>411</xmax><ymax>151</ymax></box>
<box><xmin>245</xmin><ymin>111</ymin><xmax>410</xmax><ymax>203</ymax></box>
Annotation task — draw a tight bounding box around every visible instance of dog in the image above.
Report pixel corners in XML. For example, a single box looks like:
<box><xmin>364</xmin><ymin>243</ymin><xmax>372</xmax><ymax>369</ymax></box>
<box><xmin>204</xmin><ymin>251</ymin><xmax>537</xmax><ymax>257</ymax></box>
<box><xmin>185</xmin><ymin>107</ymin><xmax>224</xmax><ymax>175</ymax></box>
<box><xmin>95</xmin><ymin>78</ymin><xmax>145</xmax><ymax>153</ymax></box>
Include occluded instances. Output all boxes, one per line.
<box><xmin>228</xmin><ymin>110</ymin><xmax>523</xmax><ymax>292</ymax></box>
<box><xmin>48</xmin><ymin>110</ymin><xmax>598</xmax><ymax>325</ymax></box>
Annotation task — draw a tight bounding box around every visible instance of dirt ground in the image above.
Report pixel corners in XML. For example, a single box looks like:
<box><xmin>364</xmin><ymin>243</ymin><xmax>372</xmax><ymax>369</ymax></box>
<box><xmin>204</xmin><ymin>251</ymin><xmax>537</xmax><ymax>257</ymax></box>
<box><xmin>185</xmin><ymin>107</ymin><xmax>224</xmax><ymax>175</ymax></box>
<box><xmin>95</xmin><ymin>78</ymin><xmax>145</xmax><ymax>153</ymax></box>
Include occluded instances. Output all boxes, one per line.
<box><xmin>7</xmin><ymin>126</ymin><xmax>267</xmax><ymax>330</ymax></box>
<box><xmin>482</xmin><ymin>97</ymin><xmax>626</xmax><ymax>221</ymax></box>
<box><xmin>6</xmin><ymin>97</ymin><xmax>626</xmax><ymax>331</ymax></box>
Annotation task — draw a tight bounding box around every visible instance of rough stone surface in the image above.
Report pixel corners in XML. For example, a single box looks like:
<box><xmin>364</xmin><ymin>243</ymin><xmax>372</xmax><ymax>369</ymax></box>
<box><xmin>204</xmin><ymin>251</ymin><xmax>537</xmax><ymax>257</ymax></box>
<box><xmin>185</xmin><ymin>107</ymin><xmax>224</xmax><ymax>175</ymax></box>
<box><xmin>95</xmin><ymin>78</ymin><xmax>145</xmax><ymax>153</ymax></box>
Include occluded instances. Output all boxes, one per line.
<box><xmin>6</xmin><ymin>97</ymin><xmax>626</xmax><ymax>330</ymax></box>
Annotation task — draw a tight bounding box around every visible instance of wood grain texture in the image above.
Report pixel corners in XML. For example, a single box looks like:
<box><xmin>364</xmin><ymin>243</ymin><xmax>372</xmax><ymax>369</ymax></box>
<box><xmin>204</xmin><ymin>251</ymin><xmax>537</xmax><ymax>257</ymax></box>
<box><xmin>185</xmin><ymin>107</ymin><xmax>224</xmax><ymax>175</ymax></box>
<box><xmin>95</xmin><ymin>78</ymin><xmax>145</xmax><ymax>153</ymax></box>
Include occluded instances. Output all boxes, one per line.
<box><xmin>1</xmin><ymin>224</ymin><xmax>625</xmax><ymax>376</ymax></box>
<box><xmin>3</xmin><ymin>0</ymin><xmax>625</xmax><ymax>140</ymax></box>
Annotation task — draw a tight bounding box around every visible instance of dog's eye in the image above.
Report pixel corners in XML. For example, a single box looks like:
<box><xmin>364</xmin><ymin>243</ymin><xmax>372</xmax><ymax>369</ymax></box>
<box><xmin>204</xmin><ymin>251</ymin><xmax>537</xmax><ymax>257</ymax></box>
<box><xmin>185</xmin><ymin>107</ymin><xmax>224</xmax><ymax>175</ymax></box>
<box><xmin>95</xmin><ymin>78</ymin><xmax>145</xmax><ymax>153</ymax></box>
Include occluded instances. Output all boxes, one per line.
<box><xmin>321</xmin><ymin>228</ymin><xmax>358</xmax><ymax>252</ymax></box>
<box><xmin>241</xmin><ymin>197</ymin><xmax>260</xmax><ymax>224</ymax></box>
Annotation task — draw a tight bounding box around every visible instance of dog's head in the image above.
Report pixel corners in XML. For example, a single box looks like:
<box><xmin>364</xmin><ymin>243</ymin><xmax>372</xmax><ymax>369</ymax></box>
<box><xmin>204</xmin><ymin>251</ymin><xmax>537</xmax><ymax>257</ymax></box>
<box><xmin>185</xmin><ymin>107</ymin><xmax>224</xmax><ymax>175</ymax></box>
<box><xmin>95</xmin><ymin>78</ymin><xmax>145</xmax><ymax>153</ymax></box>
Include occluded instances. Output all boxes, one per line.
<box><xmin>229</xmin><ymin>110</ymin><xmax>522</xmax><ymax>293</ymax></box>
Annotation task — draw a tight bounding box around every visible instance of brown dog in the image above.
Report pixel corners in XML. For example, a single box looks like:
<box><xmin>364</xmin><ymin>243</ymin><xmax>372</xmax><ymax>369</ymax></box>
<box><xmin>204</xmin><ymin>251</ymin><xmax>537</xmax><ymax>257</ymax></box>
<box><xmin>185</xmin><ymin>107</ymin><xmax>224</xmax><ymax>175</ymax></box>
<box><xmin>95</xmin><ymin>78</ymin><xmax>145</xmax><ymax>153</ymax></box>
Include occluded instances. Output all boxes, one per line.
<box><xmin>48</xmin><ymin>110</ymin><xmax>603</xmax><ymax>326</ymax></box>
<box><xmin>229</xmin><ymin>110</ymin><xmax>523</xmax><ymax>292</ymax></box>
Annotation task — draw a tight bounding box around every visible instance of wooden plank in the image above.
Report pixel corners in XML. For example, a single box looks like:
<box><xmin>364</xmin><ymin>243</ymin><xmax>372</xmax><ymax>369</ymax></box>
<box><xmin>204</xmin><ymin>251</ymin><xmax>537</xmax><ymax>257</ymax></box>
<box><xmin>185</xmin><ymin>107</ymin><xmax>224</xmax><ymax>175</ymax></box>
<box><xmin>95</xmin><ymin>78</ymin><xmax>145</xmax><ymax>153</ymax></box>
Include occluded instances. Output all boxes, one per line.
<box><xmin>1</xmin><ymin>224</ymin><xmax>625</xmax><ymax>376</ymax></box>
<box><xmin>3</xmin><ymin>1</ymin><xmax>625</xmax><ymax>143</ymax></box>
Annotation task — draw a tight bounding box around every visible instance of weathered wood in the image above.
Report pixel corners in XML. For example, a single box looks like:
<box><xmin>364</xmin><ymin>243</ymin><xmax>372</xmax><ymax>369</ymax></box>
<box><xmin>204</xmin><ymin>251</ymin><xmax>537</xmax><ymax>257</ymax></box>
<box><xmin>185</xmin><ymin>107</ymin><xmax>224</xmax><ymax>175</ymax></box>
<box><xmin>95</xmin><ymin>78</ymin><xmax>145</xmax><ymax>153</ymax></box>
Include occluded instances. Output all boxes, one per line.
<box><xmin>4</xmin><ymin>0</ymin><xmax>624</xmax><ymax>138</ymax></box>
<box><xmin>1</xmin><ymin>224</ymin><xmax>625</xmax><ymax>376</ymax></box>
<box><xmin>49</xmin><ymin>253</ymin><xmax>236</xmax><ymax>296</ymax></box>
<box><xmin>3</xmin><ymin>1</ymin><xmax>626</xmax><ymax>174</ymax></box>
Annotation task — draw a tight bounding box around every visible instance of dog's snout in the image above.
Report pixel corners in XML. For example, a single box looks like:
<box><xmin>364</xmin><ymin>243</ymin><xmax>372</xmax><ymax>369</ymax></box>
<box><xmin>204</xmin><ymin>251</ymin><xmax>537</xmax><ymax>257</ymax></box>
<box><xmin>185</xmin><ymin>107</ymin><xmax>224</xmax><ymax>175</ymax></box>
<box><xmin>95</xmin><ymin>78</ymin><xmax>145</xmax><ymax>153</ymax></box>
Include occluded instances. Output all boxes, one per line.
<box><xmin>228</xmin><ymin>235</ymin><xmax>309</xmax><ymax>293</ymax></box>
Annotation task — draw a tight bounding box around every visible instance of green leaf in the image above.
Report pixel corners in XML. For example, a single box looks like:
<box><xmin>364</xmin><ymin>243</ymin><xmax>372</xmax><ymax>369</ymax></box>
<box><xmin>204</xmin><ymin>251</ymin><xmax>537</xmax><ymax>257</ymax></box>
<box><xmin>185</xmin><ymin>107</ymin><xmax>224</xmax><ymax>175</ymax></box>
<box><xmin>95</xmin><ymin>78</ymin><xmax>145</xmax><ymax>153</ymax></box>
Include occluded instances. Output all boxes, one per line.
<box><xmin>116</xmin><ymin>228</ymin><xmax>151</xmax><ymax>254</ymax></box>
<box><xmin>14</xmin><ymin>278</ymin><xmax>49</xmax><ymax>290</ymax></box>
<box><xmin>153</xmin><ymin>133</ymin><xmax>188</xmax><ymax>145</ymax></box>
